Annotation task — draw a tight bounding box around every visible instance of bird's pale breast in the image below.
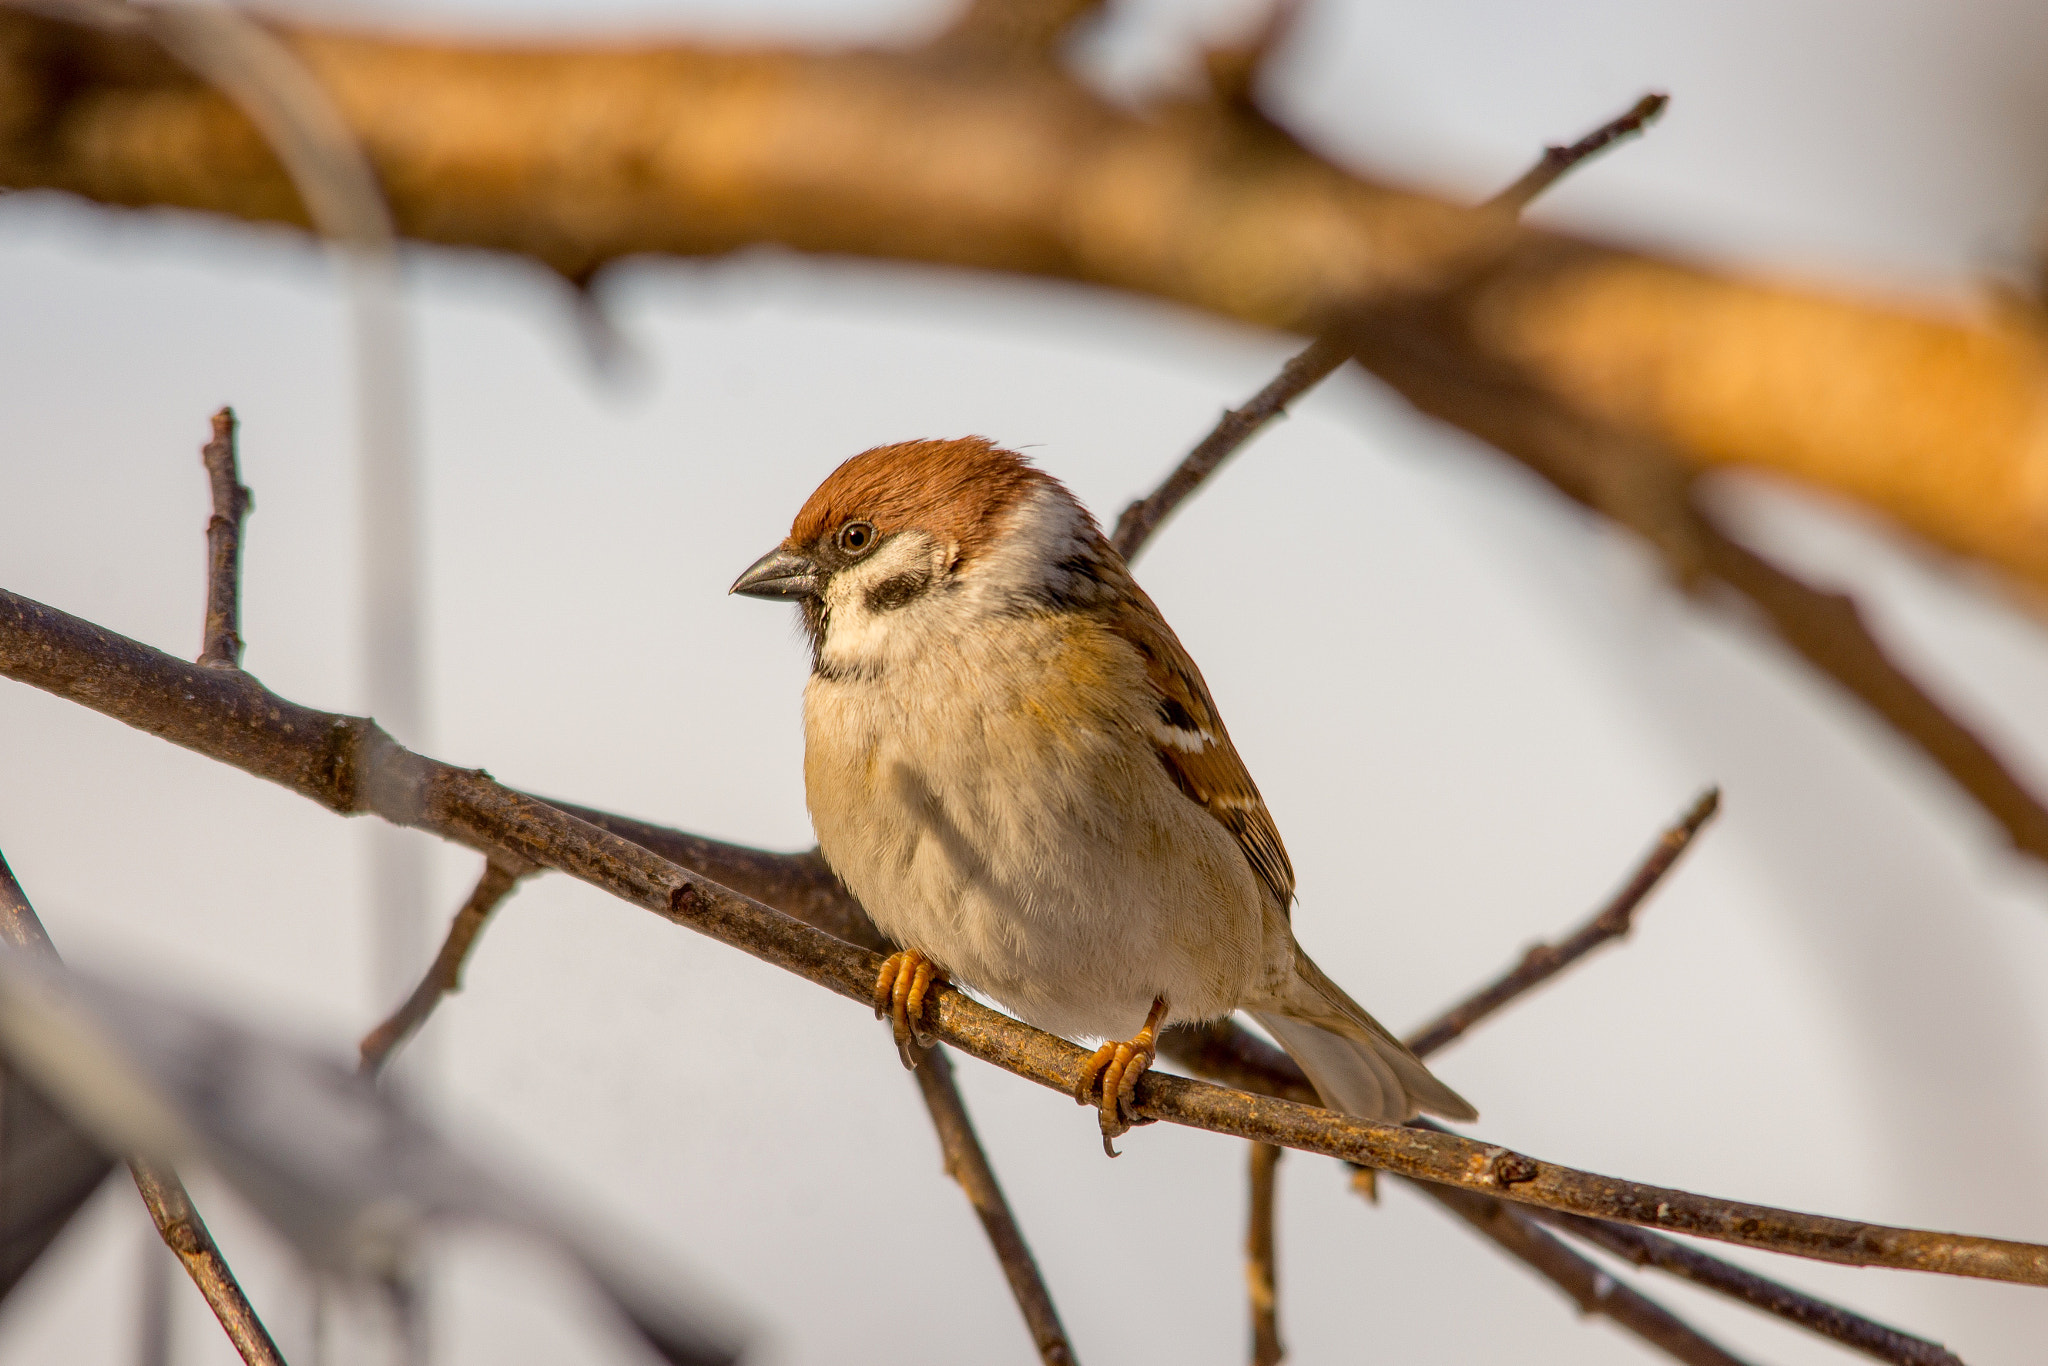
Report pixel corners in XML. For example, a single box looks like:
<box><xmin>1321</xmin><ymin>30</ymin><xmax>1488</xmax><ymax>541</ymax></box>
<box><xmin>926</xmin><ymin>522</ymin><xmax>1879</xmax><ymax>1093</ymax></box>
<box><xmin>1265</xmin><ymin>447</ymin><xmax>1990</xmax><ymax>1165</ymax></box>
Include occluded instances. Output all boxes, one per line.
<box><xmin>803</xmin><ymin>611</ymin><xmax>1281</xmax><ymax>1041</ymax></box>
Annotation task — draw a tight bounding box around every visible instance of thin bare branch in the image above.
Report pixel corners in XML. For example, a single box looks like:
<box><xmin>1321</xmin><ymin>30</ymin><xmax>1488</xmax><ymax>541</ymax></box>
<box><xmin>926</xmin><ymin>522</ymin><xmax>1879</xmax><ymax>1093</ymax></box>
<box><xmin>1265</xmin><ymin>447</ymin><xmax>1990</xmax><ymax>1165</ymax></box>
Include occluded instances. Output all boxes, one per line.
<box><xmin>1486</xmin><ymin>93</ymin><xmax>1670</xmax><ymax>215</ymax></box>
<box><xmin>1691</xmin><ymin>512</ymin><xmax>2048</xmax><ymax>864</ymax></box>
<box><xmin>913</xmin><ymin>1044</ymin><xmax>1077</xmax><ymax>1366</ymax></box>
<box><xmin>1405</xmin><ymin>787</ymin><xmax>1719</xmax><ymax>1059</ymax></box>
<box><xmin>1110</xmin><ymin>335</ymin><xmax>1350</xmax><ymax>562</ymax></box>
<box><xmin>359</xmin><ymin>854</ymin><xmax>530</xmax><ymax>1075</ymax></box>
<box><xmin>1247</xmin><ymin>1142</ymin><xmax>1283</xmax><ymax>1366</ymax></box>
<box><xmin>196</xmin><ymin>406</ymin><xmax>250</xmax><ymax>670</ymax></box>
<box><xmin>126</xmin><ymin>1162</ymin><xmax>287</xmax><ymax>1366</ymax></box>
<box><xmin>1425</xmin><ymin>1183</ymin><xmax>1756</xmax><ymax>1366</ymax></box>
<box><xmin>1533</xmin><ymin>1209</ymin><xmax>1965</xmax><ymax>1366</ymax></box>
<box><xmin>0</xmin><ymin>842</ymin><xmax>285</xmax><ymax>1366</ymax></box>
<box><xmin>1110</xmin><ymin>93</ymin><xmax>1670</xmax><ymax>566</ymax></box>
<box><xmin>4</xmin><ymin>590</ymin><xmax>2045</xmax><ymax>1286</ymax></box>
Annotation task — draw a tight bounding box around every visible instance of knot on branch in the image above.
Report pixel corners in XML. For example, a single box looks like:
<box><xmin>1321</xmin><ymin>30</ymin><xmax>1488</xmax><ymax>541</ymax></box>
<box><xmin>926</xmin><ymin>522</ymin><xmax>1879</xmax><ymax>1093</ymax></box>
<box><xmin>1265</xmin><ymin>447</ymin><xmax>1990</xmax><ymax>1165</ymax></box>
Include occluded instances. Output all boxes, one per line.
<box><xmin>1483</xmin><ymin>1148</ymin><xmax>1541</xmax><ymax>1189</ymax></box>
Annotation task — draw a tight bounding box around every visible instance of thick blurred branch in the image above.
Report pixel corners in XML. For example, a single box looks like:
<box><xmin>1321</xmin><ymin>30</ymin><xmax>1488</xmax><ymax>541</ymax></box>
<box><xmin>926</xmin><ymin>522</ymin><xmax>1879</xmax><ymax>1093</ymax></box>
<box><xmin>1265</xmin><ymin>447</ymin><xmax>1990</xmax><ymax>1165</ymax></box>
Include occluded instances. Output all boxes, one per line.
<box><xmin>2</xmin><ymin>11</ymin><xmax>2044</xmax><ymax>602</ymax></box>
<box><xmin>0</xmin><ymin>842</ymin><xmax>284</xmax><ymax>1366</ymax></box>
<box><xmin>3</xmin><ymin>589</ymin><xmax>2045</xmax><ymax>1289</ymax></box>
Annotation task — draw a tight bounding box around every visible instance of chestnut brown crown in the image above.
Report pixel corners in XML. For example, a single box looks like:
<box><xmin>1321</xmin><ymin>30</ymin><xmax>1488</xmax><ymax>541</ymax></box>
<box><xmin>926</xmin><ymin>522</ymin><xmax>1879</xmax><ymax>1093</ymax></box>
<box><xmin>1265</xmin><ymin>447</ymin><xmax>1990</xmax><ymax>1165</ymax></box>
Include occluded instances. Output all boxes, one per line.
<box><xmin>786</xmin><ymin>437</ymin><xmax>1050</xmax><ymax>569</ymax></box>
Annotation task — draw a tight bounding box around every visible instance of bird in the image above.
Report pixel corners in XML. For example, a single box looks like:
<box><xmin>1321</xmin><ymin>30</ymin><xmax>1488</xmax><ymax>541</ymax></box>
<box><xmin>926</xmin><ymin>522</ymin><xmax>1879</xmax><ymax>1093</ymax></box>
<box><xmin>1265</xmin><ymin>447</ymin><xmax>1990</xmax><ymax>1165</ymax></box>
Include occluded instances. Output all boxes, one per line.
<box><xmin>731</xmin><ymin>437</ymin><xmax>1475</xmax><ymax>1154</ymax></box>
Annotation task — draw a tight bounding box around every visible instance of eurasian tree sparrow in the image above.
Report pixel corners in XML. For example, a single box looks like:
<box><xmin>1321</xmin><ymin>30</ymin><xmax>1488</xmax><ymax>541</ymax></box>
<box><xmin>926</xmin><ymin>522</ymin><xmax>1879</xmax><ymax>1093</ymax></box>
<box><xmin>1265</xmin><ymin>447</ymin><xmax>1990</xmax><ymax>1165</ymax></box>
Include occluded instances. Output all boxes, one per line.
<box><xmin>733</xmin><ymin>438</ymin><xmax>1474</xmax><ymax>1152</ymax></box>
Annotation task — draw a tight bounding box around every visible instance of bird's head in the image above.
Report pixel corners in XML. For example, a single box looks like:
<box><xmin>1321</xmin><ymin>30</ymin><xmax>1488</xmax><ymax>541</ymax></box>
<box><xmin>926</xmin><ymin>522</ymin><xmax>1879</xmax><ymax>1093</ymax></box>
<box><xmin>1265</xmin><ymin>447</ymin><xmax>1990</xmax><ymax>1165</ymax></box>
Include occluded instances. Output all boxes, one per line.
<box><xmin>730</xmin><ymin>437</ymin><xmax>1115</xmax><ymax>673</ymax></box>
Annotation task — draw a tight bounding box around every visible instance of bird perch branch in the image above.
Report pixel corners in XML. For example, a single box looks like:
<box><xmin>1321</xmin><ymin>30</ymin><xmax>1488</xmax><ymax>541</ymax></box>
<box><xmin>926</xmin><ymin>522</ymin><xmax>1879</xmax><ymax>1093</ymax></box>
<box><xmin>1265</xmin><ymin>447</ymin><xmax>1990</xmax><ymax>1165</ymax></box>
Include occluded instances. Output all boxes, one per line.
<box><xmin>2</xmin><ymin>588</ymin><xmax>2042</xmax><ymax>1290</ymax></box>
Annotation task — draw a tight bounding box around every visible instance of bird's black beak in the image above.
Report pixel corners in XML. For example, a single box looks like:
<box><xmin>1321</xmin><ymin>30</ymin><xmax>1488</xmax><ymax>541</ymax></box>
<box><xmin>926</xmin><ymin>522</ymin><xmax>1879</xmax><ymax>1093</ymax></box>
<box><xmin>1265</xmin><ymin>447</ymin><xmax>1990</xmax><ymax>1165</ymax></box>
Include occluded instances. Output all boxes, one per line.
<box><xmin>729</xmin><ymin>546</ymin><xmax>821</xmax><ymax>600</ymax></box>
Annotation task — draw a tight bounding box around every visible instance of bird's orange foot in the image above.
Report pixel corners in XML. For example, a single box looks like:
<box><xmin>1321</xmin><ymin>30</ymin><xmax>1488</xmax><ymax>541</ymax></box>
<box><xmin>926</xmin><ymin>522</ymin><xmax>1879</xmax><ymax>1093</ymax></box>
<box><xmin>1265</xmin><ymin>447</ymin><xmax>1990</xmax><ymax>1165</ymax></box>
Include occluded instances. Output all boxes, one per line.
<box><xmin>1073</xmin><ymin>997</ymin><xmax>1169</xmax><ymax>1157</ymax></box>
<box><xmin>872</xmin><ymin>949</ymin><xmax>945</xmax><ymax>1067</ymax></box>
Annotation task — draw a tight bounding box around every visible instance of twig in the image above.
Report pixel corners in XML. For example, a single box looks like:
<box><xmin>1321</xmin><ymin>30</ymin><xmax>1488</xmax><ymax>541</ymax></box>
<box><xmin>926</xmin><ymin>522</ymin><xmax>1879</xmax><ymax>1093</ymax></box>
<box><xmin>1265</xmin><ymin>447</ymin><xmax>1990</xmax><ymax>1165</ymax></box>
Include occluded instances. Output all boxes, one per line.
<box><xmin>0</xmin><ymin>841</ymin><xmax>286</xmax><ymax>1366</ymax></box>
<box><xmin>1485</xmin><ymin>93</ymin><xmax>1670</xmax><ymax>215</ymax></box>
<box><xmin>4</xmin><ymin>591</ymin><xmax>2045</xmax><ymax>1286</ymax></box>
<box><xmin>127</xmin><ymin>1162</ymin><xmax>287</xmax><ymax>1366</ymax></box>
<box><xmin>1405</xmin><ymin>787</ymin><xmax>1719</xmax><ymax>1059</ymax></box>
<box><xmin>196</xmin><ymin>406</ymin><xmax>251</xmax><ymax>670</ymax></box>
<box><xmin>1247</xmin><ymin>1142</ymin><xmax>1283</xmax><ymax>1366</ymax></box>
<box><xmin>912</xmin><ymin>1044</ymin><xmax>1077</xmax><ymax>1366</ymax></box>
<box><xmin>1110</xmin><ymin>335</ymin><xmax>1350</xmax><ymax>562</ymax></box>
<box><xmin>1532</xmin><ymin>1209</ymin><xmax>1965</xmax><ymax>1366</ymax></box>
<box><xmin>358</xmin><ymin>855</ymin><xmax>529</xmax><ymax>1075</ymax></box>
<box><xmin>1425</xmin><ymin>1184</ymin><xmax>1756</xmax><ymax>1366</ymax></box>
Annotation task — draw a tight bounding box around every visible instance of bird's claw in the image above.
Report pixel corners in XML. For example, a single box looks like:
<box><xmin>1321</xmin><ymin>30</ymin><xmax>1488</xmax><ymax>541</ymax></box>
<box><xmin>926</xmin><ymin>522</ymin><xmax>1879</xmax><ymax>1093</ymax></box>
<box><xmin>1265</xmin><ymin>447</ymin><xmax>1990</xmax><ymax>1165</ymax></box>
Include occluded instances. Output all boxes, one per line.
<box><xmin>1073</xmin><ymin>997</ymin><xmax>1168</xmax><ymax>1156</ymax></box>
<box><xmin>873</xmin><ymin>949</ymin><xmax>944</xmax><ymax>1067</ymax></box>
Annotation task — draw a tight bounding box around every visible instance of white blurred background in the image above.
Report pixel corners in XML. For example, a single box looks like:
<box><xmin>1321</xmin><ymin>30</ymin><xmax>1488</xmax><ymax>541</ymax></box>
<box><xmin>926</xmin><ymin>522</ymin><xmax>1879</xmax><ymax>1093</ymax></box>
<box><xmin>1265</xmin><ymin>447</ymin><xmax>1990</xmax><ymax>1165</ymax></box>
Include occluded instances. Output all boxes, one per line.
<box><xmin>4</xmin><ymin>0</ymin><xmax>2048</xmax><ymax>1361</ymax></box>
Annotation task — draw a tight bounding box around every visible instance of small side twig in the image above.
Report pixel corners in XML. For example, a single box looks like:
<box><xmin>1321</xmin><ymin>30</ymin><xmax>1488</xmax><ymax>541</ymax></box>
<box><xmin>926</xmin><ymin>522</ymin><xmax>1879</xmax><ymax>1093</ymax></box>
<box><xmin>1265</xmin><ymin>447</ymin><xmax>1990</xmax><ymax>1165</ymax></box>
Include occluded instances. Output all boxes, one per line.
<box><xmin>197</xmin><ymin>406</ymin><xmax>251</xmax><ymax>670</ymax></box>
<box><xmin>1111</xmin><ymin>335</ymin><xmax>1349</xmax><ymax>562</ymax></box>
<box><xmin>1405</xmin><ymin>787</ymin><xmax>1719</xmax><ymax>1059</ymax></box>
<box><xmin>0</xmin><ymin>843</ymin><xmax>284</xmax><ymax>1366</ymax></box>
<box><xmin>359</xmin><ymin>855</ymin><xmax>529</xmax><ymax>1075</ymax></box>
<box><xmin>1485</xmin><ymin>93</ymin><xmax>1670</xmax><ymax>215</ymax></box>
<box><xmin>1246</xmin><ymin>1142</ymin><xmax>1284</xmax><ymax>1366</ymax></box>
<box><xmin>912</xmin><ymin>1043</ymin><xmax>1076</xmax><ymax>1366</ymax></box>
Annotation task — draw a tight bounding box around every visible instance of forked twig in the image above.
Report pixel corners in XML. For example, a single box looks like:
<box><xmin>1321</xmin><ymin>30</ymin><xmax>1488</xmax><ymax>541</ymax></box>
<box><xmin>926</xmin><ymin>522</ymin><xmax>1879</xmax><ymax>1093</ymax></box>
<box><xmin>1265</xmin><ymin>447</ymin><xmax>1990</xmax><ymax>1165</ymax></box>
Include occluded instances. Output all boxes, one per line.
<box><xmin>196</xmin><ymin>407</ymin><xmax>251</xmax><ymax>670</ymax></box>
<box><xmin>1111</xmin><ymin>92</ymin><xmax>1671</xmax><ymax>568</ymax></box>
<box><xmin>359</xmin><ymin>855</ymin><xmax>529</xmax><ymax>1074</ymax></box>
<box><xmin>1425</xmin><ymin>1184</ymin><xmax>1755</xmax><ymax>1366</ymax></box>
<box><xmin>1531</xmin><ymin>1208</ymin><xmax>1964</xmax><ymax>1366</ymax></box>
<box><xmin>0</xmin><ymin>845</ymin><xmax>285</xmax><ymax>1366</ymax></box>
<box><xmin>1405</xmin><ymin>787</ymin><xmax>1719</xmax><ymax>1059</ymax></box>
<box><xmin>913</xmin><ymin>1044</ymin><xmax>1077</xmax><ymax>1366</ymax></box>
<box><xmin>1247</xmin><ymin>1142</ymin><xmax>1284</xmax><ymax>1366</ymax></box>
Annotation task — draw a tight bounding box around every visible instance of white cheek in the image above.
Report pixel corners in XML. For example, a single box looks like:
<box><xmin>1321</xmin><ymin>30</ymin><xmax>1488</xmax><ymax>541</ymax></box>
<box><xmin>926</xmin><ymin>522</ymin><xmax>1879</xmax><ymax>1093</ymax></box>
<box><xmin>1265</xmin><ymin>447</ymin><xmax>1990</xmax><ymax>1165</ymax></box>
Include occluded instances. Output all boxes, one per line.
<box><xmin>818</xmin><ymin>534</ymin><xmax>951</xmax><ymax>667</ymax></box>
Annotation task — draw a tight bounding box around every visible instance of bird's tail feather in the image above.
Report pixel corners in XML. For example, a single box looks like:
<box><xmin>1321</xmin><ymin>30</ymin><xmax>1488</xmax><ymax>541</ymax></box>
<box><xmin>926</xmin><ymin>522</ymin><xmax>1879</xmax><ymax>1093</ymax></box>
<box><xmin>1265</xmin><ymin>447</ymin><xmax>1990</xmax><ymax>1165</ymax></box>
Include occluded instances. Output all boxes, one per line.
<box><xmin>1252</xmin><ymin>1005</ymin><xmax>1477</xmax><ymax>1124</ymax></box>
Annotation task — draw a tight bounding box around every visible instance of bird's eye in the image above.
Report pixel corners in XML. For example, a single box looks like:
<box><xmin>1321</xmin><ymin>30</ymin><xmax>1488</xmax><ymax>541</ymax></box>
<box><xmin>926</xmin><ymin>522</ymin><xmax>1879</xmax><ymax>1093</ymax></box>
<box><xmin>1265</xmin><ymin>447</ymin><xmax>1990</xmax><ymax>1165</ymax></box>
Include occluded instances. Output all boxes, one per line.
<box><xmin>836</xmin><ymin>520</ymin><xmax>877</xmax><ymax>557</ymax></box>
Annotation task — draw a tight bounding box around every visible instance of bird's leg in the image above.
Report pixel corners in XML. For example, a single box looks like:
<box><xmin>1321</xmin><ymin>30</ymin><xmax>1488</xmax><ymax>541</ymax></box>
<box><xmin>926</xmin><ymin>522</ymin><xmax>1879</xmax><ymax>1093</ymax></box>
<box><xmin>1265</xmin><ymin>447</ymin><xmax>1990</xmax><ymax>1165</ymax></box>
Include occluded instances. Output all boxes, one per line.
<box><xmin>1073</xmin><ymin>996</ymin><xmax>1169</xmax><ymax>1157</ymax></box>
<box><xmin>872</xmin><ymin>948</ymin><xmax>946</xmax><ymax>1067</ymax></box>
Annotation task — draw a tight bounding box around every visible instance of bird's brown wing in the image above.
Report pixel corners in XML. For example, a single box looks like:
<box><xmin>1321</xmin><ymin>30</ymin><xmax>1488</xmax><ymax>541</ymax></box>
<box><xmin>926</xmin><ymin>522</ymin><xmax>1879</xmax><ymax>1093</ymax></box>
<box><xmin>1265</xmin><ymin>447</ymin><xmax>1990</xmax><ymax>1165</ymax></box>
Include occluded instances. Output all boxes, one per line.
<box><xmin>1104</xmin><ymin>584</ymin><xmax>1296</xmax><ymax>916</ymax></box>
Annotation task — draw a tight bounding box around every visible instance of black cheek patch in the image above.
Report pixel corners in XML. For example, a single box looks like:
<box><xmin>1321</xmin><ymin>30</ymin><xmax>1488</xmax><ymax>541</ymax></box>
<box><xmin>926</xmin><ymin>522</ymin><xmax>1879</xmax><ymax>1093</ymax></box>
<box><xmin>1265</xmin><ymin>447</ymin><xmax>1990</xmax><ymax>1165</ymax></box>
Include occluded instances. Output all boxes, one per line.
<box><xmin>865</xmin><ymin>571</ymin><xmax>931</xmax><ymax>614</ymax></box>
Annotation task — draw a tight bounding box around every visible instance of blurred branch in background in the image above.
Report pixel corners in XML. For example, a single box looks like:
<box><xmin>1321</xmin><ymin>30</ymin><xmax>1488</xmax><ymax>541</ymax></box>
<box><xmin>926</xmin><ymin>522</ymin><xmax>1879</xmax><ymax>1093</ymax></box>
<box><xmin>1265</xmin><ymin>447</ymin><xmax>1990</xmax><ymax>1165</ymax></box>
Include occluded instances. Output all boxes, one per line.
<box><xmin>0</xmin><ymin>876</ymin><xmax>744</xmax><ymax>1366</ymax></box>
<box><xmin>21</xmin><ymin>0</ymin><xmax>436</xmax><ymax>1013</ymax></box>
<box><xmin>1</xmin><ymin>9</ymin><xmax>2042</xmax><ymax>603</ymax></box>
<box><xmin>0</xmin><ymin>845</ymin><xmax>287</xmax><ymax>1366</ymax></box>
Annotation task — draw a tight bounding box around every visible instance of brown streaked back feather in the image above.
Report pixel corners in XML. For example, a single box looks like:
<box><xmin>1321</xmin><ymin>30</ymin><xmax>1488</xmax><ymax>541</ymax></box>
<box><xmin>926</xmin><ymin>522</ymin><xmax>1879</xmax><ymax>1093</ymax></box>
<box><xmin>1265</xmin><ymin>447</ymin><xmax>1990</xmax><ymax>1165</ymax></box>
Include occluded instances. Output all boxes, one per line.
<box><xmin>1102</xmin><ymin>582</ymin><xmax>1297</xmax><ymax>917</ymax></box>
